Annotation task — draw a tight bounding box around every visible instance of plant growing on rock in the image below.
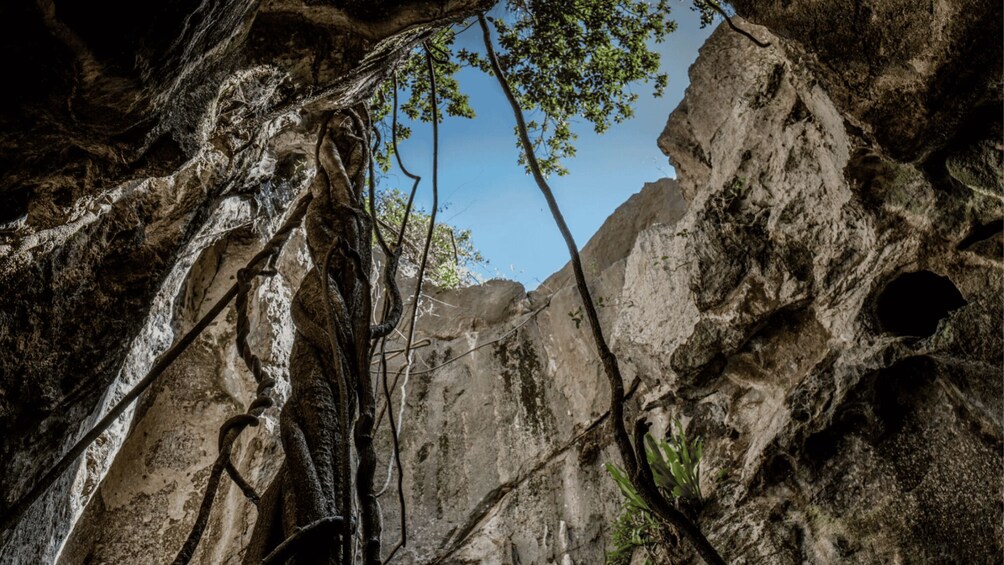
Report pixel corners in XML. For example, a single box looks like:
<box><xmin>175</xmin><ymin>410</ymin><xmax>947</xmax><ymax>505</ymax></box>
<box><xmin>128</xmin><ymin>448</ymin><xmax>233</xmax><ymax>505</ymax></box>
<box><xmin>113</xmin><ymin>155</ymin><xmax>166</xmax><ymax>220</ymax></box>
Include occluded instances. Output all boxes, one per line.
<box><xmin>605</xmin><ymin>420</ymin><xmax>706</xmax><ymax>562</ymax></box>
<box><xmin>605</xmin><ymin>422</ymin><xmax>706</xmax><ymax>508</ymax></box>
<box><xmin>605</xmin><ymin>495</ymin><xmax>661</xmax><ymax>565</ymax></box>
<box><xmin>645</xmin><ymin>419</ymin><xmax>704</xmax><ymax>502</ymax></box>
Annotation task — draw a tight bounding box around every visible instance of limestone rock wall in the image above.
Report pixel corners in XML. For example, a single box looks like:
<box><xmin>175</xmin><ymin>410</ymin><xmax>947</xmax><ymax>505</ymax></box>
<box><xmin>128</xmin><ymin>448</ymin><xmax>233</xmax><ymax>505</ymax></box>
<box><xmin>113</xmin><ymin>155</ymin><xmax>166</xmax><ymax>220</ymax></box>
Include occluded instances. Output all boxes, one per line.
<box><xmin>729</xmin><ymin>0</ymin><xmax>1002</xmax><ymax>162</ymax></box>
<box><xmin>365</xmin><ymin>15</ymin><xmax>1004</xmax><ymax>558</ymax></box>
<box><xmin>370</xmin><ymin>14</ymin><xmax>1002</xmax><ymax>562</ymax></box>
<box><xmin>635</xmin><ymin>20</ymin><xmax>1002</xmax><ymax>563</ymax></box>
<box><xmin>0</xmin><ymin>1</ymin><xmax>488</xmax><ymax>561</ymax></box>
<box><xmin>4</xmin><ymin>2</ymin><xmax>1001</xmax><ymax>564</ymax></box>
<box><xmin>57</xmin><ymin>222</ymin><xmax>308</xmax><ymax>565</ymax></box>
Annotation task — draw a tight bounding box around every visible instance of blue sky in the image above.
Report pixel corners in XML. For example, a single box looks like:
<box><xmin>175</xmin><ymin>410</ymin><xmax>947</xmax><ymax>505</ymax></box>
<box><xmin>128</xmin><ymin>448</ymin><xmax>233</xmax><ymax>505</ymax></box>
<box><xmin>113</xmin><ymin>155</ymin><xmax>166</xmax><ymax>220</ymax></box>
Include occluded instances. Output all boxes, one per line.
<box><xmin>379</xmin><ymin>4</ymin><xmax>712</xmax><ymax>289</ymax></box>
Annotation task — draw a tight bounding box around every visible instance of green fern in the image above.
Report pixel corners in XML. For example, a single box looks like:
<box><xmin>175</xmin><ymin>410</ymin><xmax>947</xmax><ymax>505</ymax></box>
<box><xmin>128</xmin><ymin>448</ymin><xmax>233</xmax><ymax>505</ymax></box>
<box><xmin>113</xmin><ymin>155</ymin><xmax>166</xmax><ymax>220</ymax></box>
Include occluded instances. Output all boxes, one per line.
<box><xmin>606</xmin><ymin>504</ymin><xmax>658</xmax><ymax>565</ymax></box>
<box><xmin>644</xmin><ymin>419</ymin><xmax>704</xmax><ymax>502</ymax></box>
<box><xmin>605</xmin><ymin>419</ymin><xmax>705</xmax><ymax>564</ymax></box>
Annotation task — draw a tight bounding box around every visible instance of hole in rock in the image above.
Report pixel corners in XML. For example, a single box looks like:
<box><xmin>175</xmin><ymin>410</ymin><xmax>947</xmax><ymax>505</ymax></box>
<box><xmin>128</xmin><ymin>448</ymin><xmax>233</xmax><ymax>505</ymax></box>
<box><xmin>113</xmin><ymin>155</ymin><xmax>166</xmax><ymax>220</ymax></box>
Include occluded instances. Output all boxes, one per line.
<box><xmin>802</xmin><ymin>407</ymin><xmax>869</xmax><ymax>465</ymax></box>
<box><xmin>0</xmin><ymin>187</ymin><xmax>32</xmax><ymax>227</ymax></box>
<box><xmin>876</xmin><ymin>270</ymin><xmax>966</xmax><ymax>337</ymax></box>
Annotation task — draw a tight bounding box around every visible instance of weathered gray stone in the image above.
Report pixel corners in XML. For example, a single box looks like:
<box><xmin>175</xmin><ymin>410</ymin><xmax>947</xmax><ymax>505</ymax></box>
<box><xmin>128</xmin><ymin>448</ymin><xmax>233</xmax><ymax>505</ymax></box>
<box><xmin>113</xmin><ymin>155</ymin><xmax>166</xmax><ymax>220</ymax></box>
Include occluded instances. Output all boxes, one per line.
<box><xmin>730</xmin><ymin>0</ymin><xmax>1003</xmax><ymax>162</ymax></box>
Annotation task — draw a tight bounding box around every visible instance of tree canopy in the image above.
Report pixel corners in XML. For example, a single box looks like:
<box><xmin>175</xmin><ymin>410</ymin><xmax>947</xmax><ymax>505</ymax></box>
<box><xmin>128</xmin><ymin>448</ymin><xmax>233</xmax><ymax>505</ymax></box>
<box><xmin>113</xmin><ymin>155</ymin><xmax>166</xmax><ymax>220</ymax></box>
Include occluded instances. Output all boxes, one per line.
<box><xmin>374</xmin><ymin>188</ymin><xmax>484</xmax><ymax>288</ymax></box>
<box><xmin>371</xmin><ymin>0</ymin><xmax>728</xmax><ymax>176</ymax></box>
<box><xmin>366</xmin><ymin>1</ymin><xmax>735</xmax><ymax>286</ymax></box>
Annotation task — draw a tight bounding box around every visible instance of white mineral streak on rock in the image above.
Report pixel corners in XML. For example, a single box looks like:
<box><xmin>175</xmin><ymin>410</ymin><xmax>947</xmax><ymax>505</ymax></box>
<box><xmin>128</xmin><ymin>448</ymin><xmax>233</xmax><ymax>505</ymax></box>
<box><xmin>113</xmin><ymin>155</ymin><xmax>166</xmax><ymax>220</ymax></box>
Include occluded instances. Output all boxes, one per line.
<box><xmin>60</xmin><ymin>194</ymin><xmax>254</xmax><ymax>543</ymax></box>
<box><xmin>57</xmin><ymin>206</ymin><xmax>307</xmax><ymax>564</ymax></box>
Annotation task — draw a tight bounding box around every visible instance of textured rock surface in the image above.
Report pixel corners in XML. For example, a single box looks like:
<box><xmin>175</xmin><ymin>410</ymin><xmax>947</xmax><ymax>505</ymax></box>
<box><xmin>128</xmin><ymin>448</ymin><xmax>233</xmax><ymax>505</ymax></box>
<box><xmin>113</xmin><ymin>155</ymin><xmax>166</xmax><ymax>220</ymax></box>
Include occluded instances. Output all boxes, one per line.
<box><xmin>4</xmin><ymin>1</ymin><xmax>1002</xmax><ymax>564</ymax></box>
<box><xmin>0</xmin><ymin>1</ymin><xmax>486</xmax><ymax>561</ymax></box>
<box><xmin>640</xmin><ymin>19</ymin><xmax>1002</xmax><ymax>562</ymax></box>
<box><xmin>63</xmin><ymin>177</ymin><xmax>683</xmax><ymax>564</ymax></box>
<box><xmin>730</xmin><ymin>0</ymin><xmax>1003</xmax><ymax>162</ymax></box>
<box><xmin>375</xmin><ymin>15</ymin><xmax>1004</xmax><ymax>555</ymax></box>
<box><xmin>58</xmin><ymin>224</ymin><xmax>306</xmax><ymax>565</ymax></box>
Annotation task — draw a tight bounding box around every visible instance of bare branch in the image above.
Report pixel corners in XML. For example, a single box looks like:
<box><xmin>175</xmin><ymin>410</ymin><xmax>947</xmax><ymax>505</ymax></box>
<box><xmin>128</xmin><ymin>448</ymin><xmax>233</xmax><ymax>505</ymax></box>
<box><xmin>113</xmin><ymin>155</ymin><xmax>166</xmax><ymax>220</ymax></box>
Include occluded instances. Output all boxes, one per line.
<box><xmin>703</xmin><ymin>0</ymin><xmax>771</xmax><ymax>48</ymax></box>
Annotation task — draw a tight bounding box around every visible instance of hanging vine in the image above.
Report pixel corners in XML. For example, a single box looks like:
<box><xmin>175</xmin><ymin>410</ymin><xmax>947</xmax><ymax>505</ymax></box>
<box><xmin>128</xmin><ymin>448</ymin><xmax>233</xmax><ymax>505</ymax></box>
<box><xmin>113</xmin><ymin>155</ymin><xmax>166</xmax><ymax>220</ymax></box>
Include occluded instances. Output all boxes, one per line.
<box><xmin>240</xmin><ymin>46</ymin><xmax>444</xmax><ymax>563</ymax></box>
<box><xmin>477</xmin><ymin>13</ymin><xmax>726</xmax><ymax>565</ymax></box>
<box><xmin>0</xmin><ymin>195</ymin><xmax>311</xmax><ymax>540</ymax></box>
<box><xmin>235</xmin><ymin>108</ymin><xmax>378</xmax><ymax>564</ymax></box>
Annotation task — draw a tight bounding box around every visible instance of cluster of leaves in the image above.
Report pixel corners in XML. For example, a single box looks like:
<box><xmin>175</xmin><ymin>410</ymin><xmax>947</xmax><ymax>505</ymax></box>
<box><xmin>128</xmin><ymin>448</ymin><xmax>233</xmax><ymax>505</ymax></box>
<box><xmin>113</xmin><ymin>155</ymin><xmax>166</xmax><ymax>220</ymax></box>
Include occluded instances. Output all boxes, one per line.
<box><xmin>373</xmin><ymin>188</ymin><xmax>485</xmax><ymax>288</ymax></box>
<box><xmin>605</xmin><ymin>419</ymin><xmax>705</xmax><ymax>563</ymax></box>
<box><xmin>372</xmin><ymin>0</ymin><xmax>689</xmax><ymax>177</ymax></box>
<box><xmin>370</xmin><ymin>28</ymin><xmax>474</xmax><ymax>172</ymax></box>
<box><xmin>606</xmin><ymin>463</ymin><xmax>661</xmax><ymax>564</ymax></box>
<box><xmin>568</xmin><ymin>296</ymin><xmax>607</xmax><ymax>328</ymax></box>
<box><xmin>368</xmin><ymin>1</ymin><xmax>740</xmax><ymax>175</ymax></box>
<box><xmin>692</xmin><ymin>0</ymin><xmax>731</xmax><ymax>27</ymax></box>
<box><xmin>365</xmin><ymin>0</ymin><xmax>739</xmax><ymax>283</ymax></box>
<box><xmin>606</xmin><ymin>494</ymin><xmax>660</xmax><ymax>565</ymax></box>
<box><xmin>644</xmin><ymin>419</ymin><xmax>704</xmax><ymax>501</ymax></box>
<box><xmin>458</xmin><ymin>0</ymin><xmax>675</xmax><ymax>175</ymax></box>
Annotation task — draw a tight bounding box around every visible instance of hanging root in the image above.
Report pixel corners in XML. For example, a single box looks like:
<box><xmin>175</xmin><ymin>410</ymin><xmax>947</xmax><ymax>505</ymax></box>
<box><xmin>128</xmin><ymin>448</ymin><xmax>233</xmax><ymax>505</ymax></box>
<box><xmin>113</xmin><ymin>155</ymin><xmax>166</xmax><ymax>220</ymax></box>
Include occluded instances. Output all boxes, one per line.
<box><xmin>174</xmin><ymin>261</ymin><xmax>299</xmax><ymax>564</ymax></box>
<box><xmin>373</xmin><ymin>70</ymin><xmax>425</xmax><ymax>435</ymax></box>
<box><xmin>478</xmin><ymin>14</ymin><xmax>726</xmax><ymax>565</ymax></box>
<box><xmin>0</xmin><ymin>195</ymin><xmax>310</xmax><ymax>541</ymax></box>
<box><xmin>240</xmin><ymin>75</ymin><xmax>431</xmax><ymax>563</ymax></box>
<box><xmin>238</xmin><ymin>107</ymin><xmax>383</xmax><ymax>565</ymax></box>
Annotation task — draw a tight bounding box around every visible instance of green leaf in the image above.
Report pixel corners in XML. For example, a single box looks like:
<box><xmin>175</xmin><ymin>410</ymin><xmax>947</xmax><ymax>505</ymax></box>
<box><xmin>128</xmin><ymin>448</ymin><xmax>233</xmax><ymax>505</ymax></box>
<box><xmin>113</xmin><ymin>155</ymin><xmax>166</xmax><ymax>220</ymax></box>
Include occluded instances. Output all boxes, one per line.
<box><xmin>379</xmin><ymin>2</ymin><xmax>676</xmax><ymax>178</ymax></box>
<box><xmin>369</xmin><ymin>188</ymin><xmax>485</xmax><ymax>288</ymax></box>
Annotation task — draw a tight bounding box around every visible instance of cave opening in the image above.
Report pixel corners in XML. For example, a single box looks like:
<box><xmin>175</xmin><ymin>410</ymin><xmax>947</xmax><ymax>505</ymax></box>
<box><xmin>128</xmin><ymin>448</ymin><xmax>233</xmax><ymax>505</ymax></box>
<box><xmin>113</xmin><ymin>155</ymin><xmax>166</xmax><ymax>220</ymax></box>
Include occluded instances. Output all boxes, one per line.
<box><xmin>875</xmin><ymin>270</ymin><xmax>966</xmax><ymax>337</ymax></box>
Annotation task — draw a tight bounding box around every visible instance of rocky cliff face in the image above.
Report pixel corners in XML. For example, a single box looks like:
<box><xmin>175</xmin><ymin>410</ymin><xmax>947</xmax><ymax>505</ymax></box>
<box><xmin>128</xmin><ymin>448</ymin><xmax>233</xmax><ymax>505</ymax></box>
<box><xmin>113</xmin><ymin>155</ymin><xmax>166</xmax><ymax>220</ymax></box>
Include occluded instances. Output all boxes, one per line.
<box><xmin>0</xmin><ymin>1</ymin><xmax>485</xmax><ymax>561</ymax></box>
<box><xmin>2</xmin><ymin>1</ymin><xmax>1001</xmax><ymax>564</ymax></box>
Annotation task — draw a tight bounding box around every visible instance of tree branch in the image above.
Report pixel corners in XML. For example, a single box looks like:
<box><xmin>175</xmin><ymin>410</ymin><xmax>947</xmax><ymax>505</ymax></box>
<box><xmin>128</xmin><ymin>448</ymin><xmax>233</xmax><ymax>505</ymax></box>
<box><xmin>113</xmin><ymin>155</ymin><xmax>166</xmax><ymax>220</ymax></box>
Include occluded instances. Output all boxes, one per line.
<box><xmin>378</xmin><ymin>336</ymin><xmax>407</xmax><ymax>565</ymax></box>
<box><xmin>703</xmin><ymin>0</ymin><xmax>771</xmax><ymax>48</ymax></box>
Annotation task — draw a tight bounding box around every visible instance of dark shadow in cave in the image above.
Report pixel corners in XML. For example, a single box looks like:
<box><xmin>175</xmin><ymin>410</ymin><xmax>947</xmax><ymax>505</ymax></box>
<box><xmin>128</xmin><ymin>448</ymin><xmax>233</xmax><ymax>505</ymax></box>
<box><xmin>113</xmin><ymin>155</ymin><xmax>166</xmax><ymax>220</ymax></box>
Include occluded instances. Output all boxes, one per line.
<box><xmin>0</xmin><ymin>187</ymin><xmax>31</xmax><ymax>229</ymax></box>
<box><xmin>876</xmin><ymin>270</ymin><xmax>967</xmax><ymax>337</ymax></box>
<box><xmin>957</xmin><ymin>218</ymin><xmax>1004</xmax><ymax>250</ymax></box>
